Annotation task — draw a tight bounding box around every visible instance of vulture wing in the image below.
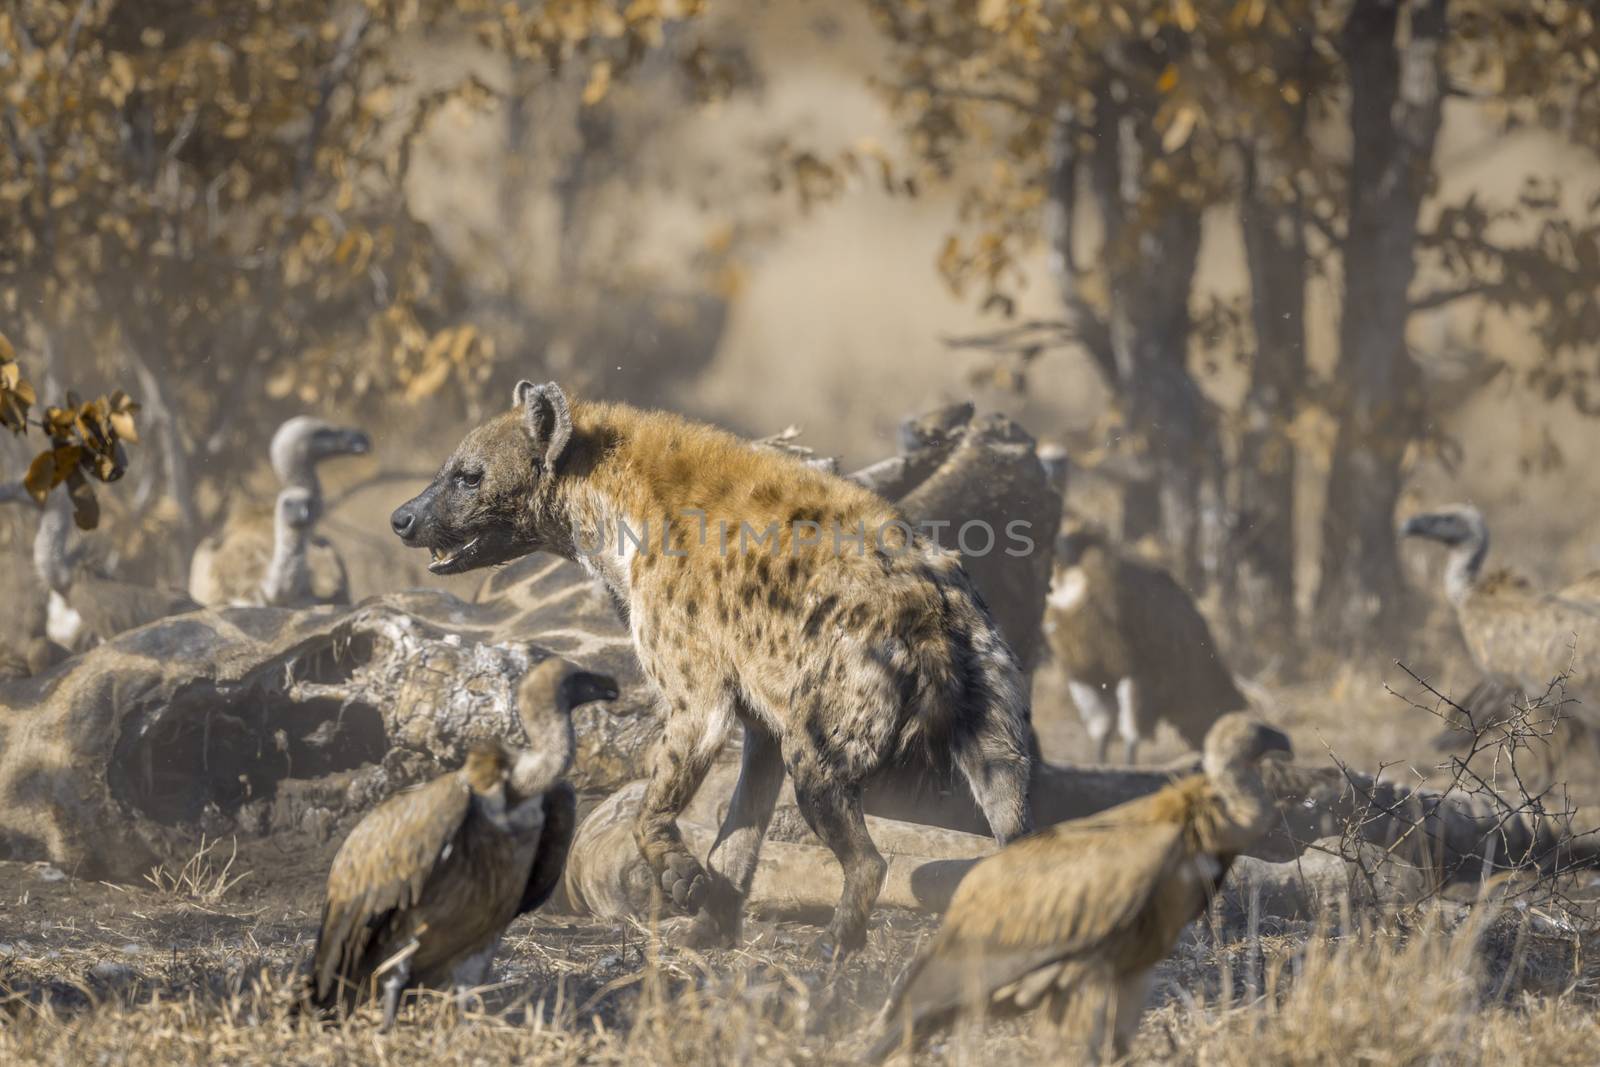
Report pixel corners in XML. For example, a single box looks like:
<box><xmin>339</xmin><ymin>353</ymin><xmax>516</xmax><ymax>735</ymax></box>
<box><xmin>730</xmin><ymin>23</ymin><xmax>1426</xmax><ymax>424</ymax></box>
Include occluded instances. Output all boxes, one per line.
<box><xmin>310</xmin><ymin>773</ymin><xmax>471</xmax><ymax>1006</ymax></box>
<box><xmin>190</xmin><ymin>522</ymin><xmax>274</xmax><ymax>606</ymax></box>
<box><xmin>870</xmin><ymin>802</ymin><xmax>1193</xmax><ymax>1060</ymax></box>
<box><xmin>74</xmin><ymin>577</ymin><xmax>199</xmax><ymax>643</ymax></box>
<box><xmin>517</xmin><ymin>782</ymin><xmax>578</xmax><ymax>916</ymax></box>
<box><xmin>1461</xmin><ymin>586</ymin><xmax>1600</xmax><ymax>699</ymax></box>
<box><xmin>1119</xmin><ymin>559</ymin><xmax>1246</xmax><ymax>738</ymax></box>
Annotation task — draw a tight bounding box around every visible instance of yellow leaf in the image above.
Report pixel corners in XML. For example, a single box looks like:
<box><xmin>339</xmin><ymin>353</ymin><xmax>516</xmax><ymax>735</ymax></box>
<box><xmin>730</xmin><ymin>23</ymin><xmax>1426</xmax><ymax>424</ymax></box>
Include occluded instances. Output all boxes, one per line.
<box><xmin>1161</xmin><ymin>105</ymin><xmax>1197</xmax><ymax>153</ymax></box>
<box><xmin>1157</xmin><ymin>64</ymin><xmax>1179</xmax><ymax>94</ymax></box>
<box><xmin>24</xmin><ymin>450</ymin><xmax>55</xmax><ymax>503</ymax></box>
<box><xmin>0</xmin><ymin>331</ymin><xmax>14</xmax><ymax>361</ymax></box>
<box><xmin>49</xmin><ymin>186</ymin><xmax>77</xmax><ymax>209</ymax></box>
<box><xmin>448</xmin><ymin>325</ymin><xmax>478</xmax><ymax>365</ymax></box>
<box><xmin>582</xmin><ymin>60</ymin><xmax>612</xmax><ymax>105</ymax></box>
<box><xmin>976</xmin><ymin>0</ymin><xmax>1009</xmax><ymax>28</ymax></box>
<box><xmin>1173</xmin><ymin>0</ymin><xmax>1197</xmax><ymax>32</ymax></box>
<box><xmin>109</xmin><ymin>410</ymin><xmax>138</xmax><ymax>444</ymax></box>
<box><xmin>404</xmin><ymin>357</ymin><xmax>453</xmax><ymax>402</ymax></box>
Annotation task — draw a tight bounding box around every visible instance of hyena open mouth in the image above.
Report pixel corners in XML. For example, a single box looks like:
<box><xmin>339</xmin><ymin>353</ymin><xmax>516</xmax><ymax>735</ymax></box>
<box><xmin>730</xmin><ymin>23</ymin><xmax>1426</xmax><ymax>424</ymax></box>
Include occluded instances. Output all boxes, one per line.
<box><xmin>428</xmin><ymin>537</ymin><xmax>481</xmax><ymax>574</ymax></box>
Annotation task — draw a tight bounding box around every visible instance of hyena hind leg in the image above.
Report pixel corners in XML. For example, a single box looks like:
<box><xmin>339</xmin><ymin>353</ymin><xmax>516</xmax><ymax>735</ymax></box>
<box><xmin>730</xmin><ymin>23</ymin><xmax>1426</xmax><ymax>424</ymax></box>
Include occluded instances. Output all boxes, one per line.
<box><xmin>790</xmin><ymin>769</ymin><xmax>886</xmax><ymax>962</ymax></box>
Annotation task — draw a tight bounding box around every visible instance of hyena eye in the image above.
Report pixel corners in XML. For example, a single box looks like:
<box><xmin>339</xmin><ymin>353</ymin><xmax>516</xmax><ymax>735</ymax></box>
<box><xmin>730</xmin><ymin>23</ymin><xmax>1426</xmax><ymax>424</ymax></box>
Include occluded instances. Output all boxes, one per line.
<box><xmin>457</xmin><ymin>469</ymin><xmax>483</xmax><ymax>489</ymax></box>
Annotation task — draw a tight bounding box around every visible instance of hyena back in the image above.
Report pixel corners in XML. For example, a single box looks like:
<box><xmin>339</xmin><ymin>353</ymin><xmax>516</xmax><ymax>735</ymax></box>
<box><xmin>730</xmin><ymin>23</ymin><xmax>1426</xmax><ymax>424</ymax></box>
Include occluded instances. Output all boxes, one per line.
<box><xmin>391</xmin><ymin>381</ymin><xmax>1034</xmax><ymax>956</ymax></box>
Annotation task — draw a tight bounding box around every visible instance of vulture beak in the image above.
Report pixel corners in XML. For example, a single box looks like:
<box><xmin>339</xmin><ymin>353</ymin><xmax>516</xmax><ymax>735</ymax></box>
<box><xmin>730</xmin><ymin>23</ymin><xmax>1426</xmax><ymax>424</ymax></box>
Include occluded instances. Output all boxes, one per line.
<box><xmin>332</xmin><ymin>428</ymin><xmax>372</xmax><ymax>457</ymax></box>
<box><xmin>1257</xmin><ymin>725</ymin><xmax>1293</xmax><ymax>761</ymax></box>
<box><xmin>1399</xmin><ymin>514</ymin><xmax>1438</xmax><ymax>540</ymax></box>
<box><xmin>566</xmin><ymin>670</ymin><xmax>621</xmax><ymax>709</ymax></box>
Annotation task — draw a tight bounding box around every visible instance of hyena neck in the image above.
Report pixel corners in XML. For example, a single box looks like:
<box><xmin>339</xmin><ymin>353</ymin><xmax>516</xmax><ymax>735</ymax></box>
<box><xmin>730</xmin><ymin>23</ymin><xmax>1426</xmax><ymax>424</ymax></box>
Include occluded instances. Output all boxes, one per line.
<box><xmin>558</xmin><ymin>480</ymin><xmax>647</xmax><ymax>609</ymax></box>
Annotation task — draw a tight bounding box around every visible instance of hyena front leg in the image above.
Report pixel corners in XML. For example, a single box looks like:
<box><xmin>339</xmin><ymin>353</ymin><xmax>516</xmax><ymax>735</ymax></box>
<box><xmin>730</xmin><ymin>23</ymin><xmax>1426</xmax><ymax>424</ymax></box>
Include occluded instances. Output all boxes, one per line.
<box><xmin>633</xmin><ymin>692</ymin><xmax>735</xmax><ymax>919</ymax></box>
<box><xmin>702</xmin><ymin>717</ymin><xmax>784</xmax><ymax>942</ymax></box>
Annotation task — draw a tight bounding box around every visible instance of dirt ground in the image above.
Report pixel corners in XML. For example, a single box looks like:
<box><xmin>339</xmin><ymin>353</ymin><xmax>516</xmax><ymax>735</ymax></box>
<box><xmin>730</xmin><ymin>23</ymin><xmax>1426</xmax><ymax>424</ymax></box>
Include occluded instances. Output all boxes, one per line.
<box><xmin>7</xmin><ymin>658</ymin><xmax>1600</xmax><ymax>1065</ymax></box>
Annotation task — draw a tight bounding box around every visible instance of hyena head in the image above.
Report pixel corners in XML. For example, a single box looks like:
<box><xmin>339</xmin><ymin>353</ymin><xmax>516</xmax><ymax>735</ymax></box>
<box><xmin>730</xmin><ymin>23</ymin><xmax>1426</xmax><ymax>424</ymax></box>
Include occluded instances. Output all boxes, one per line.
<box><xmin>390</xmin><ymin>380</ymin><xmax>575</xmax><ymax>575</ymax></box>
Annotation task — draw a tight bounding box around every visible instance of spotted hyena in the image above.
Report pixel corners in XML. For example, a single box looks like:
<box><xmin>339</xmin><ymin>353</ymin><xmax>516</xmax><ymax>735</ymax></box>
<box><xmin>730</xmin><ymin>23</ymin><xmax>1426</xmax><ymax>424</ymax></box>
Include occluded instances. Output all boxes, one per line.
<box><xmin>391</xmin><ymin>381</ymin><xmax>1034</xmax><ymax>958</ymax></box>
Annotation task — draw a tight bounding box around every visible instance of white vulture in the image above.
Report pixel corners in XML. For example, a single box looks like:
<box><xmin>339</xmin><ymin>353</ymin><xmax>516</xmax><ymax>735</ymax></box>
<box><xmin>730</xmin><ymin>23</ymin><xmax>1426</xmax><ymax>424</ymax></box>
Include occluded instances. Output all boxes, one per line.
<box><xmin>305</xmin><ymin>658</ymin><xmax>618</xmax><ymax>1029</ymax></box>
<box><xmin>189</xmin><ymin>416</ymin><xmax>369</xmax><ymax>607</ymax></box>
<box><xmin>1401</xmin><ymin>505</ymin><xmax>1600</xmax><ymax>709</ymax></box>
<box><xmin>0</xmin><ymin>484</ymin><xmax>198</xmax><ymax>650</ymax></box>
<box><xmin>258</xmin><ymin>486</ymin><xmax>348</xmax><ymax>607</ymax></box>
<box><xmin>867</xmin><ymin>713</ymin><xmax>1292</xmax><ymax>1064</ymax></box>
<box><xmin>1045</xmin><ymin>523</ymin><xmax>1247</xmax><ymax>763</ymax></box>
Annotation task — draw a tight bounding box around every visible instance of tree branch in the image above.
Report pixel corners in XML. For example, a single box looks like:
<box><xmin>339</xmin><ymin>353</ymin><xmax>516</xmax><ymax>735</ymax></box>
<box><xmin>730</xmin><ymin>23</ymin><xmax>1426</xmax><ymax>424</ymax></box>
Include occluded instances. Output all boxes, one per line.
<box><xmin>1409</xmin><ymin>281</ymin><xmax>1502</xmax><ymax>313</ymax></box>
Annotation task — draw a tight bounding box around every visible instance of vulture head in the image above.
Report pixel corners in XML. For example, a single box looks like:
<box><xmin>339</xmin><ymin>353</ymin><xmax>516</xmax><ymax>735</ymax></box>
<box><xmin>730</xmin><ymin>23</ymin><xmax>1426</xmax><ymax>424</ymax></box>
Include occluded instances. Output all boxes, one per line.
<box><xmin>269</xmin><ymin>417</ymin><xmax>371</xmax><ymax>490</ymax></box>
<box><xmin>897</xmin><ymin>400</ymin><xmax>974</xmax><ymax>455</ymax></box>
<box><xmin>1399</xmin><ymin>504</ymin><xmax>1489</xmax><ymax>604</ymax></box>
<box><xmin>1201</xmin><ymin>712</ymin><xmax>1292</xmax><ymax>782</ymax></box>
<box><xmin>1053</xmin><ymin>518</ymin><xmax>1108</xmax><ymax>570</ymax></box>
<box><xmin>510</xmin><ymin>657</ymin><xmax>619</xmax><ymax>798</ymax></box>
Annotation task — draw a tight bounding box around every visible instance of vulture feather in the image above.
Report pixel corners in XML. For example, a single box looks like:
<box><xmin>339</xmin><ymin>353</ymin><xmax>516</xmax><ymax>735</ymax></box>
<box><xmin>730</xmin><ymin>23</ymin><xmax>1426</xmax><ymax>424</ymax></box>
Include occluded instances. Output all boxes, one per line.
<box><xmin>189</xmin><ymin>417</ymin><xmax>368</xmax><ymax>606</ymax></box>
<box><xmin>1402</xmin><ymin>506</ymin><xmax>1600</xmax><ymax>729</ymax></box>
<box><xmin>305</xmin><ymin>658</ymin><xmax>617</xmax><ymax>1028</ymax></box>
<box><xmin>0</xmin><ymin>486</ymin><xmax>198</xmax><ymax>649</ymax></box>
<box><xmin>867</xmin><ymin>713</ymin><xmax>1291</xmax><ymax>1063</ymax></box>
<box><xmin>1045</xmin><ymin>522</ymin><xmax>1247</xmax><ymax>763</ymax></box>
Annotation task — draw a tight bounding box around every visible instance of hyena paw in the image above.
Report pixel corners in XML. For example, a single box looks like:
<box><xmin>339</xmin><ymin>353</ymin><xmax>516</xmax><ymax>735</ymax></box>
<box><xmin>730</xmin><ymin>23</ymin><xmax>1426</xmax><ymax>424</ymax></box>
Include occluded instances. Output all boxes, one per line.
<box><xmin>657</xmin><ymin>851</ymin><xmax>709</xmax><ymax>912</ymax></box>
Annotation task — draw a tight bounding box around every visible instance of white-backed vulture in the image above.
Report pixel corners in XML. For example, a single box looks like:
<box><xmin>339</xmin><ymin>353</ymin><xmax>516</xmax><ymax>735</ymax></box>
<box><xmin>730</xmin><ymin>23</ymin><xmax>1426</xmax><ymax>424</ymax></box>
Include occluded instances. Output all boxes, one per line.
<box><xmin>867</xmin><ymin>714</ymin><xmax>1292</xmax><ymax>1064</ymax></box>
<box><xmin>1401</xmin><ymin>505</ymin><xmax>1600</xmax><ymax>704</ymax></box>
<box><xmin>2</xmin><ymin>487</ymin><xmax>198</xmax><ymax>650</ymax></box>
<box><xmin>305</xmin><ymin>658</ymin><xmax>618</xmax><ymax>1029</ymax></box>
<box><xmin>1045</xmin><ymin>523</ymin><xmax>1246</xmax><ymax>763</ymax></box>
<box><xmin>189</xmin><ymin>417</ymin><xmax>369</xmax><ymax>607</ymax></box>
<box><xmin>258</xmin><ymin>486</ymin><xmax>349</xmax><ymax>607</ymax></box>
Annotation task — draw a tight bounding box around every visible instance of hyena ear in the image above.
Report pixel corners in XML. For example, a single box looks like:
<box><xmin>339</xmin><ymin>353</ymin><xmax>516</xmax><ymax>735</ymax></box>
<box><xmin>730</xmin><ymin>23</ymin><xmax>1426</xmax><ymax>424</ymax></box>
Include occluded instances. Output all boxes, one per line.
<box><xmin>513</xmin><ymin>380</ymin><xmax>573</xmax><ymax>472</ymax></box>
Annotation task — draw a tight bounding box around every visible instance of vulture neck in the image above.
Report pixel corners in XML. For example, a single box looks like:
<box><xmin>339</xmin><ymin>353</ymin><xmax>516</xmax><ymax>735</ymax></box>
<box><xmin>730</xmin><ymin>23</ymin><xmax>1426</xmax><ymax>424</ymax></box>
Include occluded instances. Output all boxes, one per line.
<box><xmin>1198</xmin><ymin>755</ymin><xmax>1275</xmax><ymax>854</ymax></box>
<box><xmin>260</xmin><ymin>519</ymin><xmax>311</xmax><ymax>606</ymax></box>
<box><xmin>510</xmin><ymin>705</ymin><xmax>575</xmax><ymax>800</ymax></box>
<box><xmin>1443</xmin><ymin>533</ymin><xmax>1488</xmax><ymax>607</ymax></box>
<box><xmin>273</xmin><ymin>446</ymin><xmax>325</xmax><ymax>507</ymax></box>
<box><xmin>33</xmin><ymin>493</ymin><xmax>76</xmax><ymax>594</ymax></box>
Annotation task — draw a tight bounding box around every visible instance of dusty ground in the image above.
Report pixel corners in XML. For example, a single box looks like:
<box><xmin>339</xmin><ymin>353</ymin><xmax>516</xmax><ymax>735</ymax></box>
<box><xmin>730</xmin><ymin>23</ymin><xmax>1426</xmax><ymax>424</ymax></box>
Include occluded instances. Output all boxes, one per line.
<box><xmin>7</xmin><ymin>660</ymin><xmax>1600</xmax><ymax>1064</ymax></box>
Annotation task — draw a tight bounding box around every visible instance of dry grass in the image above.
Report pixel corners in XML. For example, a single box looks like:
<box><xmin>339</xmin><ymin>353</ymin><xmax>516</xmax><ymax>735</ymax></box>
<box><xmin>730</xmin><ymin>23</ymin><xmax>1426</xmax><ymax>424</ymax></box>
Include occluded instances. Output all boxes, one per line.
<box><xmin>6</xmin><ymin>661</ymin><xmax>1600</xmax><ymax>1064</ymax></box>
<box><xmin>5</xmin><ymin>884</ymin><xmax>1600</xmax><ymax>1066</ymax></box>
<box><xmin>142</xmin><ymin>837</ymin><xmax>251</xmax><ymax>907</ymax></box>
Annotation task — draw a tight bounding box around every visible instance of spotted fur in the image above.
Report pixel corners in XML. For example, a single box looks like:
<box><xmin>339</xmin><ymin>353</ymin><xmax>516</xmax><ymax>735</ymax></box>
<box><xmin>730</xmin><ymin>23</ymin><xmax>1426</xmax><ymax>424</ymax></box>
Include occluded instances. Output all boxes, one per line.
<box><xmin>392</xmin><ymin>382</ymin><xmax>1035</xmax><ymax>957</ymax></box>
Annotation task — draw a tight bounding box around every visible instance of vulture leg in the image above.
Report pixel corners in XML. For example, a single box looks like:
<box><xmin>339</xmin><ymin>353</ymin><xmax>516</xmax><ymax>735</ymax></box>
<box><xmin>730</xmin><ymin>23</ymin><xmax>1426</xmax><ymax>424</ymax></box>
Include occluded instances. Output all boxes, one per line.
<box><xmin>790</xmin><ymin>770</ymin><xmax>886</xmax><ymax>962</ymax></box>
<box><xmin>1116</xmin><ymin>677</ymin><xmax>1141</xmax><ymax>766</ymax></box>
<box><xmin>1071</xmin><ymin>681</ymin><xmax>1116</xmax><ymax>764</ymax></box>
<box><xmin>704</xmin><ymin>718</ymin><xmax>785</xmax><ymax>939</ymax></box>
<box><xmin>451</xmin><ymin>943</ymin><xmax>496</xmax><ymax>1013</ymax></box>
<box><xmin>1110</xmin><ymin>970</ymin><xmax>1153</xmax><ymax>1059</ymax></box>
<box><xmin>379</xmin><ymin>958</ymin><xmax>412</xmax><ymax>1033</ymax></box>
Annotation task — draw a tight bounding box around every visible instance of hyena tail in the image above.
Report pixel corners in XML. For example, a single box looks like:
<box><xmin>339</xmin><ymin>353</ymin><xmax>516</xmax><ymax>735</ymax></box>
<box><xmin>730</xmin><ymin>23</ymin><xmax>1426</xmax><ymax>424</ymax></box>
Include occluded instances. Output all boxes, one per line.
<box><xmin>949</xmin><ymin>626</ymin><xmax>1036</xmax><ymax>845</ymax></box>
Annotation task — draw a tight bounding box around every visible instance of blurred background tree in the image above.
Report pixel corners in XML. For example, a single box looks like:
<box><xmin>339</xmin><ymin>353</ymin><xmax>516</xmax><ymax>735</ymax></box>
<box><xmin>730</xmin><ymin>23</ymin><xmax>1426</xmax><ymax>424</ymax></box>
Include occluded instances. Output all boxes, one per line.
<box><xmin>847</xmin><ymin>0</ymin><xmax>1600</xmax><ymax>656</ymax></box>
<box><xmin>0</xmin><ymin>0</ymin><xmax>728</xmax><ymax>573</ymax></box>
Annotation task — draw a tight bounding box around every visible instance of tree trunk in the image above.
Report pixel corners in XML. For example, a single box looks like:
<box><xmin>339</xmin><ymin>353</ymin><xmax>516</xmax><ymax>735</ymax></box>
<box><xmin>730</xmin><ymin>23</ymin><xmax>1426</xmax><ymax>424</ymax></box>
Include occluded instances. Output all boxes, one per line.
<box><xmin>1078</xmin><ymin>82</ymin><xmax>1211</xmax><ymax>585</ymax></box>
<box><xmin>1316</xmin><ymin>0</ymin><xmax>1446</xmax><ymax>647</ymax></box>
<box><xmin>1235</xmin><ymin>145</ymin><xmax>1309</xmax><ymax>662</ymax></box>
